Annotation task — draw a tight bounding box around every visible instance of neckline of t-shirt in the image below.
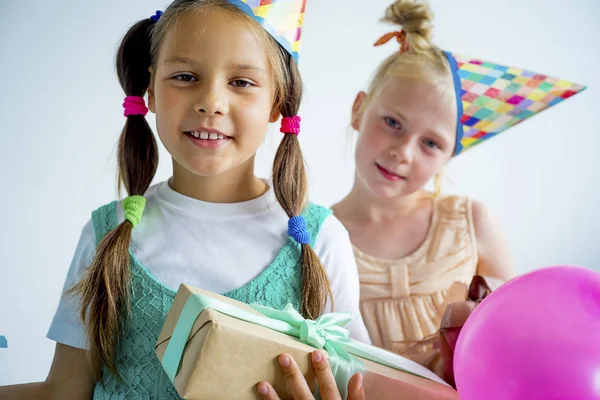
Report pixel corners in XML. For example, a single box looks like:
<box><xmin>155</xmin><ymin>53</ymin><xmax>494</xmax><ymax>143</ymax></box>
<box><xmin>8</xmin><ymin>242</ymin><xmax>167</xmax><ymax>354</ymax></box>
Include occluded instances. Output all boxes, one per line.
<box><xmin>153</xmin><ymin>178</ymin><xmax>279</xmax><ymax>219</ymax></box>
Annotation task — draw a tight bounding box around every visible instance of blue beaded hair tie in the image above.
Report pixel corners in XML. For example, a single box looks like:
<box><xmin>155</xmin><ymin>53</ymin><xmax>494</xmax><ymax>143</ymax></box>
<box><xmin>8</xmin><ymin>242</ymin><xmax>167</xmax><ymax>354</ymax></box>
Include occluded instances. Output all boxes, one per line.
<box><xmin>150</xmin><ymin>10</ymin><xmax>163</xmax><ymax>22</ymax></box>
<box><xmin>288</xmin><ymin>216</ymin><xmax>311</xmax><ymax>245</ymax></box>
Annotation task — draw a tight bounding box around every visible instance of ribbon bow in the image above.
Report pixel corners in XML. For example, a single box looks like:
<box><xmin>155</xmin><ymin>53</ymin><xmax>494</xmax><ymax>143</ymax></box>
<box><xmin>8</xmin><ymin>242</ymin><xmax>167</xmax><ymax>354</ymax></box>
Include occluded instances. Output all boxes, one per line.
<box><xmin>251</xmin><ymin>304</ymin><xmax>360</xmax><ymax>398</ymax></box>
<box><xmin>254</xmin><ymin>304</ymin><xmax>352</xmax><ymax>346</ymax></box>
<box><xmin>374</xmin><ymin>30</ymin><xmax>409</xmax><ymax>53</ymax></box>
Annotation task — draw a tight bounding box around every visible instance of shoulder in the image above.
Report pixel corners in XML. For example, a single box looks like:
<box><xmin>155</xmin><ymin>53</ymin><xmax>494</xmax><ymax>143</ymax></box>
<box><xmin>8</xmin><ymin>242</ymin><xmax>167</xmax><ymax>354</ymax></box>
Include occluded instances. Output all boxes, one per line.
<box><xmin>312</xmin><ymin>211</ymin><xmax>355</xmax><ymax>275</ymax></box>
<box><xmin>59</xmin><ymin>217</ymin><xmax>97</xmax><ymax>293</ymax></box>
<box><xmin>304</xmin><ymin>202</ymin><xmax>333</xmax><ymax>222</ymax></box>
<box><xmin>470</xmin><ymin>199</ymin><xmax>496</xmax><ymax>240</ymax></box>
<box><xmin>439</xmin><ymin>195</ymin><xmax>496</xmax><ymax>244</ymax></box>
<box><xmin>70</xmin><ymin>182</ymin><xmax>164</xmax><ymax>274</ymax></box>
<box><xmin>469</xmin><ymin>198</ymin><xmax>507</xmax><ymax>254</ymax></box>
<box><xmin>316</xmin><ymin>212</ymin><xmax>349</xmax><ymax>246</ymax></box>
<box><xmin>306</xmin><ymin>202</ymin><xmax>346</xmax><ymax>247</ymax></box>
<box><xmin>469</xmin><ymin>199</ymin><xmax>515</xmax><ymax>280</ymax></box>
<box><xmin>96</xmin><ymin>182</ymin><xmax>164</xmax><ymax>229</ymax></box>
<box><xmin>436</xmin><ymin>193</ymin><xmax>472</xmax><ymax>216</ymax></box>
<box><xmin>76</xmin><ymin>218</ymin><xmax>97</xmax><ymax>262</ymax></box>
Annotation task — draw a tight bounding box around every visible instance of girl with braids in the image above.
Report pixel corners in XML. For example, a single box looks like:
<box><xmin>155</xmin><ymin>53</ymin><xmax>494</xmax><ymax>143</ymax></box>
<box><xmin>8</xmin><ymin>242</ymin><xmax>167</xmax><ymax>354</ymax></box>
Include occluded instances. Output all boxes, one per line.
<box><xmin>0</xmin><ymin>1</ymin><xmax>369</xmax><ymax>398</ymax></box>
<box><xmin>332</xmin><ymin>0</ymin><xmax>516</xmax><ymax>360</ymax></box>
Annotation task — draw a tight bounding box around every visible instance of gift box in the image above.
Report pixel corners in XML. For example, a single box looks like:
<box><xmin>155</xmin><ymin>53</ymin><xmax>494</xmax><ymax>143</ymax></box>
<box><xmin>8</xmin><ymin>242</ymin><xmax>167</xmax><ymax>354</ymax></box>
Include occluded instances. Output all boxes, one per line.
<box><xmin>155</xmin><ymin>284</ymin><xmax>459</xmax><ymax>399</ymax></box>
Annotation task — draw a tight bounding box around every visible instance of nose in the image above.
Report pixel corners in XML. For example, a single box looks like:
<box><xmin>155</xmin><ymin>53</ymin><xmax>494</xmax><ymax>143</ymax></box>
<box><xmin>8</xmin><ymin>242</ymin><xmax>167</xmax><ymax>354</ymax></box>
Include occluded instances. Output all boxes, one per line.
<box><xmin>390</xmin><ymin>135</ymin><xmax>415</xmax><ymax>163</ymax></box>
<box><xmin>195</xmin><ymin>80</ymin><xmax>229</xmax><ymax>116</ymax></box>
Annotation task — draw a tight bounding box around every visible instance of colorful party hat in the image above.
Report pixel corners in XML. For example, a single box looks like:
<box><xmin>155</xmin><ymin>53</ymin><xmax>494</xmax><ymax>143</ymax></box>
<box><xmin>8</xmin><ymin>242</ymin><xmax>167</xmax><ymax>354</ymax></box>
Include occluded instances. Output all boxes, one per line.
<box><xmin>444</xmin><ymin>52</ymin><xmax>586</xmax><ymax>155</ymax></box>
<box><xmin>228</xmin><ymin>0</ymin><xmax>307</xmax><ymax>62</ymax></box>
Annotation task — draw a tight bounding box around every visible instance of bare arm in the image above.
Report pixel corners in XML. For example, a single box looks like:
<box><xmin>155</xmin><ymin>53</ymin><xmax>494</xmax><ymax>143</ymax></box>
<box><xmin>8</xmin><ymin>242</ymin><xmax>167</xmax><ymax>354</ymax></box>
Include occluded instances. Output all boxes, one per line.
<box><xmin>0</xmin><ymin>343</ymin><xmax>95</xmax><ymax>400</ymax></box>
<box><xmin>472</xmin><ymin>200</ymin><xmax>516</xmax><ymax>284</ymax></box>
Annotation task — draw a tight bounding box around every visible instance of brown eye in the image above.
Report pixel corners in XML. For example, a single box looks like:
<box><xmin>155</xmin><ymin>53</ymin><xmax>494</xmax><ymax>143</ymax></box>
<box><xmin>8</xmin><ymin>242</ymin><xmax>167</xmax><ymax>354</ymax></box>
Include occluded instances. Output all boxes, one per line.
<box><xmin>173</xmin><ymin>74</ymin><xmax>197</xmax><ymax>82</ymax></box>
<box><xmin>230</xmin><ymin>79</ymin><xmax>253</xmax><ymax>88</ymax></box>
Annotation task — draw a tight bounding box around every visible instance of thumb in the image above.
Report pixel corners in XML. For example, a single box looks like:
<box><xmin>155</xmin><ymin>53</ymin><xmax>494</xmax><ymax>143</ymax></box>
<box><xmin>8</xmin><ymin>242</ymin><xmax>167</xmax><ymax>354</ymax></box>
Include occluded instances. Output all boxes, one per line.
<box><xmin>347</xmin><ymin>373</ymin><xmax>365</xmax><ymax>400</ymax></box>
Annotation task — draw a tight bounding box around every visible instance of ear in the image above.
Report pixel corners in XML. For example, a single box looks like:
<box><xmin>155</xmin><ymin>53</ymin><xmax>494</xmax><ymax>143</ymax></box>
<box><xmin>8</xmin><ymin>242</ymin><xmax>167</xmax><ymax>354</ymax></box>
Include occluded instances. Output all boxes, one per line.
<box><xmin>269</xmin><ymin>108</ymin><xmax>281</xmax><ymax>124</ymax></box>
<box><xmin>147</xmin><ymin>67</ymin><xmax>156</xmax><ymax>114</ymax></box>
<box><xmin>351</xmin><ymin>91</ymin><xmax>367</xmax><ymax>131</ymax></box>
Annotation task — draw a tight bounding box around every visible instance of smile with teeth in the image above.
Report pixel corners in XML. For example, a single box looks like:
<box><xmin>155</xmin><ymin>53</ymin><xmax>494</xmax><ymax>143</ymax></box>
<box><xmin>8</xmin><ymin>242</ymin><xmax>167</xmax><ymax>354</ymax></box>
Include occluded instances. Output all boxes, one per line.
<box><xmin>186</xmin><ymin>131</ymin><xmax>228</xmax><ymax>140</ymax></box>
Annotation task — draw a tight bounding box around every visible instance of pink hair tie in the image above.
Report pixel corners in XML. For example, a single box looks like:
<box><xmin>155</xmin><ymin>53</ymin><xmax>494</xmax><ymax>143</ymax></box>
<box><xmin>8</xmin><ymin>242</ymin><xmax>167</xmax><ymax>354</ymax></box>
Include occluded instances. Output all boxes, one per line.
<box><xmin>123</xmin><ymin>96</ymin><xmax>148</xmax><ymax>117</ymax></box>
<box><xmin>280</xmin><ymin>115</ymin><xmax>301</xmax><ymax>135</ymax></box>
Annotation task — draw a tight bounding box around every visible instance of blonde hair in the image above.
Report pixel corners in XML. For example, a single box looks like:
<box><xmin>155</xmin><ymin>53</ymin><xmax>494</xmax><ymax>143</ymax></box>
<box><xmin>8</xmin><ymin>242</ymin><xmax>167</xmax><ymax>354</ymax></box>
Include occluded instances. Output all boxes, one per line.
<box><xmin>433</xmin><ymin>168</ymin><xmax>445</xmax><ymax>197</ymax></box>
<box><xmin>357</xmin><ymin>0</ymin><xmax>457</xmax><ymax>194</ymax></box>
<box><xmin>363</xmin><ymin>0</ymin><xmax>455</xmax><ymax>108</ymax></box>
<box><xmin>70</xmin><ymin>0</ymin><xmax>332</xmax><ymax>380</ymax></box>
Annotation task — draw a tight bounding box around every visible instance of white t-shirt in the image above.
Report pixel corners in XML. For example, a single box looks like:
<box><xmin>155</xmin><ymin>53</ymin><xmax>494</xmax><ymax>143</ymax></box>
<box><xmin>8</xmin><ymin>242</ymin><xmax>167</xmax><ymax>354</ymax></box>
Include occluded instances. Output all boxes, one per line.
<box><xmin>47</xmin><ymin>180</ymin><xmax>371</xmax><ymax>348</ymax></box>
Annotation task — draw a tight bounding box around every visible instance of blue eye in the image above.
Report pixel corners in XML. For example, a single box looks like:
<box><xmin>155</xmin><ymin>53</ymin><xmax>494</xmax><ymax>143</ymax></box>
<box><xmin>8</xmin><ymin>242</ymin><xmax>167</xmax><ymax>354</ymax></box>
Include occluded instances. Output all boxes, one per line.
<box><xmin>173</xmin><ymin>74</ymin><xmax>197</xmax><ymax>82</ymax></box>
<box><xmin>384</xmin><ymin>117</ymin><xmax>402</xmax><ymax>130</ymax></box>
<box><xmin>424</xmin><ymin>139</ymin><xmax>440</xmax><ymax>149</ymax></box>
<box><xmin>230</xmin><ymin>79</ymin><xmax>254</xmax><ymax>88</ymax></box>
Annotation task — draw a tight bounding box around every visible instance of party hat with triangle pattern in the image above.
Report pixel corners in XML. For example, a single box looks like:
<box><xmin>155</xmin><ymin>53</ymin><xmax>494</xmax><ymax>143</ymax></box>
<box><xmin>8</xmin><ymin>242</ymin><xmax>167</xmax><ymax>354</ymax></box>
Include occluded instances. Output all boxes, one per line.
<box><xmin>444</xmin><ymin>52</ymin><xmax>586</xmax><ymax>155</ymax></box>
<box><xmin>228</xmin><ymin>0</ymin><xmax>307</xmax><ymax>62</ymax></box>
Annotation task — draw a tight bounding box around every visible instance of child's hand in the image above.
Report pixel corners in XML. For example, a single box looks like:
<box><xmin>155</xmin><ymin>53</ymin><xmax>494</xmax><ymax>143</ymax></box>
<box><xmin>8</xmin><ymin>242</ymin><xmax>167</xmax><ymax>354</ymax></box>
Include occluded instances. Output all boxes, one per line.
<box><xmin>257</xmin><ymin>351</ymin><xmax>365</xmax><ymax>400</ymax></box>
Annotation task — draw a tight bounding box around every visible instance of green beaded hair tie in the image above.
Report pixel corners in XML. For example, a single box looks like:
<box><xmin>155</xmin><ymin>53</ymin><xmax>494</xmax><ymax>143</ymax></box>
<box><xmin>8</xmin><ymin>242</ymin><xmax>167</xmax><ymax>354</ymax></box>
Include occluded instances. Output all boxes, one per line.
<box><xmin>123</xmin><ymin>195</ymin><xmax>146</xmax><ymax>228</ymax></box>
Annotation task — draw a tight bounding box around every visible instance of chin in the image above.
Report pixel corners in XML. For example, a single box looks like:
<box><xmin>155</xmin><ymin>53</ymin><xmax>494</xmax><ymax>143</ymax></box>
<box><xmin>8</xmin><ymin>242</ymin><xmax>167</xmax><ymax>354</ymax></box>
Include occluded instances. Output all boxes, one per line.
<box><xmin>366</xmin><ymin>180</ymin><xmax>404</xmax><ymax>199</ymax></box>
<box><xmin>366</xmin><ymin>177</ymin><xmax>424</xmax><ymax>200</ymax></box>
<box><xmin>193</xmin><ymin>165</ymin><xmax>233</xmax><ymax>177</ymax></box>
<box><xmin>178</xmin><ymin>158</ymin><xmax>235</xmax><ymax>178</ymax></box>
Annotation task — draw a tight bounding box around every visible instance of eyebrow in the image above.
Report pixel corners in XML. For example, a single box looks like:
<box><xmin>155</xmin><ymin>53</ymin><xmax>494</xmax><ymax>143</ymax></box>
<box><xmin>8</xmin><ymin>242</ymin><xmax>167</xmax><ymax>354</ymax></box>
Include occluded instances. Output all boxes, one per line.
<box><xmin>164</xmin><ymin>56</ymin><xmax>267</xmax><ymax>74</ymax></box>
<box><xmin>387</xmin><ymin>107</ymin><xmax>408</xmax><ymax>124</ymax></box>
<box><xmin>164</xmin><ymin>56</ymin><xmax>200</xmax><ymax>67</ymax></box>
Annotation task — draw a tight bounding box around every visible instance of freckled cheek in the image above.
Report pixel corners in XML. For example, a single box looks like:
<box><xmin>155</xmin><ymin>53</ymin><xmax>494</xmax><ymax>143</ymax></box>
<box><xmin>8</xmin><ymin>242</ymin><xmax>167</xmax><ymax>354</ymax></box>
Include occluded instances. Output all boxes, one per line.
<box><xmin>152</xmin><ymin>89</ymin><xmax>187</xmax><ymax>142</ymax></box>
<box><xmin>232</xmin><ymin>97</ymin><xmax>272</xmax><ymax>144</ymax></box>
<box><xmin>412</xmin><ymin>159</ymin><xmax>439</xmax><ymax>183</ymax></box>
<box><xmin>237</xmin><ymin>96</ymin><xmax>270</xmax><ymax>118</ymax></box>
<box><xmin>356</xmin><ymin>133</ymin><xmax>384</xmax><ymax>171</ymax></box>
<box><xmin>359</xmin><ymin>120</ymin><xmax>392</xmax><ymax>157</ymax></box>
<box><xmin>354</xmin><ymin>141</ymin><xmax>370</xmax><ymax>171</ymax></box>
<box><xmin>156</xmin><ymin>86</ymin><xmax>189</xmax><ymax>113</ymax></box>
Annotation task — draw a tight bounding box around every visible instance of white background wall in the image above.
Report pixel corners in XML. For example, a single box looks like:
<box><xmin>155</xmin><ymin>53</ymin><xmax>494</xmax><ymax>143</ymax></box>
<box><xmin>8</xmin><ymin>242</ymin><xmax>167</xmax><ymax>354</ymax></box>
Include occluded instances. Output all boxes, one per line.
<box><xmin>1</xmin><ymin>0</ymin><xmax>598</xmax><ymax>385</ymax></box>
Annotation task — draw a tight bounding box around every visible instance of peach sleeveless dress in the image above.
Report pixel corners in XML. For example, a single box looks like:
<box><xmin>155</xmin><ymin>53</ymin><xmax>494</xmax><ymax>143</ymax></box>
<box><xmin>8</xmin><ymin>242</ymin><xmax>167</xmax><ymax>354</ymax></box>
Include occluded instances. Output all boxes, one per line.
<box><xmin>356</xmin><ymin>195</ymin><xmax>478</xmax><ymax>354</ymax></box>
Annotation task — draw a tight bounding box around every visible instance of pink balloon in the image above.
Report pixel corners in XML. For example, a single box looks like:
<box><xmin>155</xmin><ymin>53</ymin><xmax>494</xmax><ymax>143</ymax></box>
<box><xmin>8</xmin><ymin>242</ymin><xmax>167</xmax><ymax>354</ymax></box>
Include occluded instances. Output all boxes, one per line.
<box><xmin>454</xmin><ymin>266</ymin><xmax>600</xmax><ymax>400</ymax></box>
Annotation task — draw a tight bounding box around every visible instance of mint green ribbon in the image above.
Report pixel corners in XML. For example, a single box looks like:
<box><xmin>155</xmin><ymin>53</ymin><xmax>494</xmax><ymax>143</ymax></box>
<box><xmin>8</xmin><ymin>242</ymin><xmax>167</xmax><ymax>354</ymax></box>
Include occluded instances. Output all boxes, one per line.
<box><xmin>250</xmin><ymin>304</ymin><xmax>362</xmax><ymax>399</ymax></box>
<box><xmin>160</xmin><ymin>294</ymin><xmax>448</xmax><ymax>399</ymax></box>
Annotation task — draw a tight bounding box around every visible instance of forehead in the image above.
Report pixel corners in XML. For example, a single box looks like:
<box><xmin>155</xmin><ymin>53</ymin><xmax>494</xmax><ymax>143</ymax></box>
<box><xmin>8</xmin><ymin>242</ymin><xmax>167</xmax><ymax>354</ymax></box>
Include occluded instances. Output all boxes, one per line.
<box><xmin>156</xmin><ymin>7</ymin><xmax>270</xmax><ymax>68</ymax></box>
<box><xmin>376</xmin><ymin>75</ymin><xmax>457</xmax><ymax>140</ymax></box>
